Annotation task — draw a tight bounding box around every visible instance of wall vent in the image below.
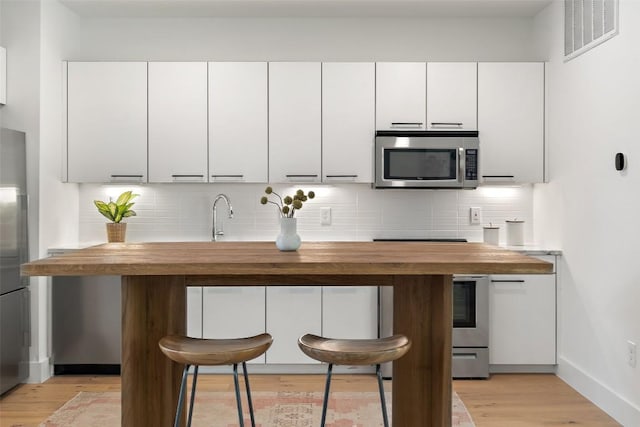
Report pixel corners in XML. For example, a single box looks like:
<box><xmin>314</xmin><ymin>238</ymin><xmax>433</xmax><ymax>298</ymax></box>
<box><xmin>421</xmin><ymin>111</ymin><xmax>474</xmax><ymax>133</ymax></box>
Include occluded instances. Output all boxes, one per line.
<box><xmin>564</xmin><ymin>0</ymin><xmax>619</xmax><ymax>61</ymax></box>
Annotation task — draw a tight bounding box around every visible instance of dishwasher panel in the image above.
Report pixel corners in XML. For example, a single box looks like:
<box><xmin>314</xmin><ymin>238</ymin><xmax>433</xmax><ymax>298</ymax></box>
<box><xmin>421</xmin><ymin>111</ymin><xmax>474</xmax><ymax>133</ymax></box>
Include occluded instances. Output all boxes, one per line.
<box><xmin>52</xmin><ymin>275</ymin><xmax>121</xmax><ymax>374</ymax></box>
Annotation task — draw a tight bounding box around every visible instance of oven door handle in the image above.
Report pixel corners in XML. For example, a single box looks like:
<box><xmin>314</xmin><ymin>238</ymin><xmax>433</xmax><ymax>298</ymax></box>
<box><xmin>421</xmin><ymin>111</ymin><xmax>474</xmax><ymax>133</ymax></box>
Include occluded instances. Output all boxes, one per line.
<box><xmin>458</xmin><ymin>147</ymin><xmax>465</xmax><ymax>184</ymax></box>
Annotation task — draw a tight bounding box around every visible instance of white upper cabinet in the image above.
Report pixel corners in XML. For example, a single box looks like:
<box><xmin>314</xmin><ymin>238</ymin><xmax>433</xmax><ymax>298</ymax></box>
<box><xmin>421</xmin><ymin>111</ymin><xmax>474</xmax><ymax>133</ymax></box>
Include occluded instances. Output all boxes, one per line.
<box><xmin>478</xmin><ymin>62</ymin><xmax>545</xmax><ymax>183</ymax></box>
<box><xmin>426</xmin><ymin>62</ymin><xmax>477</xmax><ymax>131</ymax></box>
<box><xmin>322</xmin><ymin>62</ymin><xmax>375</xmax><ymax>183</ymax></box>
<box><xmin>209</xmin><ymin>62</ymin><xmax>268</xmax><ymax>183</ymax></box>
<box><xmin>67</xmin><ymin>62</ymin><xmax>147</xmax><ymax>183</ymax></box>
<box><xmin>376</xmin><ymin>62</ymin><xmax>426</xmax><ymax>131</ymax></box>
<box><xmin>148</xmin><ymin>62</ymin><xmax>208</xmax><ymax>183</ymax></box>
<box><xmin>268</xmin><ymin>62</ymin><xmax>321</xmax><ymax>183</ymax></box>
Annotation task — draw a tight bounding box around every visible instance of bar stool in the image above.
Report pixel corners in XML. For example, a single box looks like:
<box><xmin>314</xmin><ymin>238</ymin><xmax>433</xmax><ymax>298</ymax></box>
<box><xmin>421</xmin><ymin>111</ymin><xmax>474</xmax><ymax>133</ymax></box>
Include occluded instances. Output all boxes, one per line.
<box><xmin>159</xmin><ymin>333</ymin><xmax>272</xmax><ymax>427</ymax></box>
<box><xmin>298</xmin><ymin>334</ymin><xmax>411</xmax><ymax>427</ymax></box>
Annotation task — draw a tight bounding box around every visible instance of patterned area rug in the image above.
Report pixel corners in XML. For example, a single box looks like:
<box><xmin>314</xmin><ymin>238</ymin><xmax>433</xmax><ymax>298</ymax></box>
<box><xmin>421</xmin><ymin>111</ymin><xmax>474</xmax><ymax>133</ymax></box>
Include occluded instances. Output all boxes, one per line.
<box><xmin>39</xmin><ymin>390</ymin><xmax>475</xmax><ymax>427</ymax></box>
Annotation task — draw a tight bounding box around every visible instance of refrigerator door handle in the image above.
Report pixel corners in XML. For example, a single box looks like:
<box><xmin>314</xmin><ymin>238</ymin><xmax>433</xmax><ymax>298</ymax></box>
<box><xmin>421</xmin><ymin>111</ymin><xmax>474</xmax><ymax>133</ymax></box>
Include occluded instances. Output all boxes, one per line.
<box><xmin>17</xmin><ymin>194</ymin><xmax>30</xmax><ymax>287</ymax></box>
<box><xmin>23</xmin><ymin>287</ymin><xmax>31</xmax><ymax>346</ymax></box>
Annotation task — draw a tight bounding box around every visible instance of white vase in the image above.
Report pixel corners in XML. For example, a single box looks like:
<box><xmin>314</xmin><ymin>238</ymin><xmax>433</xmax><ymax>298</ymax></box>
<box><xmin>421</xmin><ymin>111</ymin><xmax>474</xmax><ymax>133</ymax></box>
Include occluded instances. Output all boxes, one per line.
<box><xmin>276</xmin><ymin>217</ymin><xmax>301</xmax><ymax>251</ymax></box>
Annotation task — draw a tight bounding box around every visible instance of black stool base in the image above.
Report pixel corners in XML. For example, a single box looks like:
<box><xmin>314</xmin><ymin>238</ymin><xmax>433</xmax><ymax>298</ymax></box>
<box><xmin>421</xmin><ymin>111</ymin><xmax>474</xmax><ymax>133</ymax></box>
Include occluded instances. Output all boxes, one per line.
<box><xmin>173</xmin><ymin>362</ymin><xmax>256</xmax><ymax>427</ymax></box>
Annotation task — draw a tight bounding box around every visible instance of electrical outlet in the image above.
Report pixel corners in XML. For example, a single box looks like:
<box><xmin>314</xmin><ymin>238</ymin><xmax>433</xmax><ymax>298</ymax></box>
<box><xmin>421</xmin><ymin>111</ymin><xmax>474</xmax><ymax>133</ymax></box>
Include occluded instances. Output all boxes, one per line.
<box><xmin>470</xmin><ymin>207</ymin><xmax>482</xmax><ymax>225</ymax></box>
<box><xmin>320</xmin><ymin>207</ymin><xmax>332</xmax><ymax>225</ymax></box>
<box><xmin>628</xmin><ymin>340</ymin><xmax>637</xmax><ymax>368</ymax></box>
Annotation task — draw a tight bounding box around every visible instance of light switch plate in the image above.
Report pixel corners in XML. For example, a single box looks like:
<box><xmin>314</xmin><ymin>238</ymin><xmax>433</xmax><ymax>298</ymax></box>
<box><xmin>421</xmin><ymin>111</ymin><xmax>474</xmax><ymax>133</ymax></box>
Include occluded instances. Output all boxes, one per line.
<box><xmin>470</xmin><ymin>207</ymin><xmax>482</xmax><ymax>225</ymax></box>
<box><xmin>320</xmin><ymin>207</ymin><xmax>331</xmax><ymax>225</ymax></box>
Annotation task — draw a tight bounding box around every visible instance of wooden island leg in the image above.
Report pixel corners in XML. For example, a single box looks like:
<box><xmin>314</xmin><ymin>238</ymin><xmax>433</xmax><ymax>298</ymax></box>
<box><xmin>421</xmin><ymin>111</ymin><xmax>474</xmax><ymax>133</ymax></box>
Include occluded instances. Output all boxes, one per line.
<box><xmin>392</xmin><ymin>274</ymin><xmax>453</xmax><ymax>427</ymax></box>
<box><xmin>121</xmin><ymin>275</ymin><xmax>186</xmax><ymax>427</ymax></box>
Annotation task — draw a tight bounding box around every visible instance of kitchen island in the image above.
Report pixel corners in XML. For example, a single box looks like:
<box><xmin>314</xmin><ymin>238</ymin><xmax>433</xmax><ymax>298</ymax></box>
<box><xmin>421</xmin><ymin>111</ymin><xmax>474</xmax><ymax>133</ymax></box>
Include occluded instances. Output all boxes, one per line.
<box><xmin>22</xmin><ymin>241</ymin><xmax>552</xmax><ymax>427</ymax></box>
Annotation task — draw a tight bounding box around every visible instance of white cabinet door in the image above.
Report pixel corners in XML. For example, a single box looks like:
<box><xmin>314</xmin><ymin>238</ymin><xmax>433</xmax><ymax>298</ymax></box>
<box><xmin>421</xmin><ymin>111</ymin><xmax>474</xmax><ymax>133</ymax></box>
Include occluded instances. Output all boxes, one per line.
<box><xmin>187</xmin><ymin>287</ymin><xmax>203</xmax><ymax>338</ymax></box>
<box><xmin>269</xmin><ymin>62</ymin><xmax>321</xmax><ymax>183</ymax></box>
<box><xmin>426</xmin><ymin>62</ymin><xmax>477</xmax><ymax>131</ymax></box>
<box><xmin>67</xmin><ymin>62</ymin><xmax>147</xmax><ymax>183</ymax></box>
<box><xmin>489</xmin><ymin>256</ymin><xmax>556</xmax><ymax>365</ymax></box>
<box><xmin>478</xmin><ymin>62</ymin><xmax>544</xmax><ymax>184</ymax></box>
<box><xmin>209</xmin><ymin>62</ymin><xmax>268</xmax><ymax>183</ymax></box>
<box><xmin>376</xmin><ymin>62</ymin><xmax>426</xmax><ymax>131</ymax></box>
<box><xmin>322</xmin><ymin>287</ymin><xmax>378</xmax><ymax>339</ymax></box>
<box><xmin>266</xmin><ymin>287</ymin><xmax>321</xmax><ymax>364</ymax></box>
<box><xmin>202</xmin><ymin>287</ymin><xmax>267</xmax><ymax>364</ymax></box>
<box><xmin>148</xmin><ymin>62</ymin><xmax>208</xmax><ymax>183</ymax></box>
<box><xmin>322</xmin><ymin>63</ymin><xmax>375</xmax><ymax>183</ymax></box>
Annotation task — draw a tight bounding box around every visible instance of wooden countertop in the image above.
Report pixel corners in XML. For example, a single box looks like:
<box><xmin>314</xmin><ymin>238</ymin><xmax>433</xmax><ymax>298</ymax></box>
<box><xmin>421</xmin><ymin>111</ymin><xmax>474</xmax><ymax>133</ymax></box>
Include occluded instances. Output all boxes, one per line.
<box><xmin>21</xmin><ymin>241</ymin><xmax>553</xmax><ymax>277</ymax></box>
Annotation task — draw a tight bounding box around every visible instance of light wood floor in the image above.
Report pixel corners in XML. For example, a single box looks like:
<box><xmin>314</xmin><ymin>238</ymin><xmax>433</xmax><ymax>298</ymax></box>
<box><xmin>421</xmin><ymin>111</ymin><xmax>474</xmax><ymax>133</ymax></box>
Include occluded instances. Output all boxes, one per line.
<box><xmin>0</xmin><ymin>373</ymin><xmax>620</xmax><ymax>426</ymax></box>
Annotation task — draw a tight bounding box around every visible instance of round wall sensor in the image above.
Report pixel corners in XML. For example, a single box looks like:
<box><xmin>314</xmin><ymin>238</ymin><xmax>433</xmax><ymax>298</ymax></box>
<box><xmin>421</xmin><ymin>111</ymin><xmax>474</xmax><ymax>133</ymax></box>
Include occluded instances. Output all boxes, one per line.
<box><xmin>615</xmin><ymin>153</ymin><xmax>625</xmax><ymax>171</ymax></box>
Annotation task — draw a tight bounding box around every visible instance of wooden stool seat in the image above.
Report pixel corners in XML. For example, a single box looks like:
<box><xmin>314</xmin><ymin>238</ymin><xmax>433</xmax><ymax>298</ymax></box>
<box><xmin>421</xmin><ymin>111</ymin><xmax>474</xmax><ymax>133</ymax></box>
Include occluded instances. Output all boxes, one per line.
<box><xmin>298</xmin><ymin>334</ymin><xmax>411</xmax><ymax>366</ymax></box>
<box><xmin>159</xmin><ymin>333</ymin><xmax>272</xmax><ymax>427</ymax></box>
<box><xmin>159</xmin><ymin>333</ymin><xmax>273</xmax><ymax>366</ymax></box>
<box><xmin>298</xmin><ymin>333</ymin><xmax>411</xmax><ymax>427</ymax></box>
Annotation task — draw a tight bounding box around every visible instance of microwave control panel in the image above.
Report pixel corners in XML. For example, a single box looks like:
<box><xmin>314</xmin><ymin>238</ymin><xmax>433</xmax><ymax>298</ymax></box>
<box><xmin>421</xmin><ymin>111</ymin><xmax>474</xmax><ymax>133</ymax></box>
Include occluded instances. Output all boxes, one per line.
<box><xmin>465</xmin><ymin>149</ymin><xmax>478</xmax><ymax>181</ymax></box>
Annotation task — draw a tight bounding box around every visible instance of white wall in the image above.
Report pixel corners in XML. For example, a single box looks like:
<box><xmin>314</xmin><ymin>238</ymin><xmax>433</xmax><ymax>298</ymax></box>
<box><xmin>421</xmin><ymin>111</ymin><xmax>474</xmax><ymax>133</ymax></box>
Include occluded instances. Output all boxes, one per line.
<box><xmin>71</xmin><ymin>16</ymin><xmax>540</xmax><ymax>61</ymax></box>
<box><xmin>0</xmin><ymin>0</ymin><xmax>44</xmax><ymax>381</ymax></box>
<box><xmin>38</xmin><ymin>0</ymin><xmax>80</xmax><ymax>380</ymax></box>
<box><xmin>533</xmin><ymin>1</ymin><xmax>640</xmax><ymax>425</ymax></box>
<box><xmin>0</xmin><ymin>0</ymin><xmax>81</xmax><ymax>383</ymax></box>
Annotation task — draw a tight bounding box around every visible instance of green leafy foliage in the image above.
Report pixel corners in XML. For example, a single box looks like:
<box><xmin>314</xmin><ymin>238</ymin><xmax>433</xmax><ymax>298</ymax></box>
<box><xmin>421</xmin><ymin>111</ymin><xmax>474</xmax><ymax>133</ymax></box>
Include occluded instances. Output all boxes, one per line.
<box><xmin>94</xmin><ymin>191</ymin><xmax>139</xmax><ymax>223</ymax></box>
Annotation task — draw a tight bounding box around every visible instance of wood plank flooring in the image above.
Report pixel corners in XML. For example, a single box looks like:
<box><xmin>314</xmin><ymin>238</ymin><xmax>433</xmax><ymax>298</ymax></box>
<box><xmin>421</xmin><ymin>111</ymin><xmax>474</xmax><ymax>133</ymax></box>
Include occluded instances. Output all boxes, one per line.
<box><xmin>0</xmin><ymin>373</ymin><xmax>620</xmax><ymax>426</ymax></box>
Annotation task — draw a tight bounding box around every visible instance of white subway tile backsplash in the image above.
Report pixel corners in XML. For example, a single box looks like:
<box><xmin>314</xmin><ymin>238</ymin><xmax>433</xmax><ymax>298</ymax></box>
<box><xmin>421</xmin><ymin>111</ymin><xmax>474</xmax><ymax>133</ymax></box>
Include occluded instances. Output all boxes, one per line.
<box><xmin>78</xmin><ymin>183</ymin><xmax>534</xmax><ymax>244</ymax></box>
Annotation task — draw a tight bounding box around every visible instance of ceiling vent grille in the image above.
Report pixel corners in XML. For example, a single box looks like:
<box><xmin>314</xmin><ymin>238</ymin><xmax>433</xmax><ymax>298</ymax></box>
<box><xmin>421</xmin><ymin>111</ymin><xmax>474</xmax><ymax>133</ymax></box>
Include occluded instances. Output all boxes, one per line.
<box><xmin>564</xmin><ymin>0</ymin><xmax>619</xmax><ymax>61</ymax></box>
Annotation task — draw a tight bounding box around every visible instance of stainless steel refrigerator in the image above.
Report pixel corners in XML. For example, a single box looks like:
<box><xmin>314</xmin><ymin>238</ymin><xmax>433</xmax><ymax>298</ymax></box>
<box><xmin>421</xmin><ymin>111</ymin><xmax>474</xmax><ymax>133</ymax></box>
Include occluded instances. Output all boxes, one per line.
<box><xmin>0</xmin><ymin>128</ymin><xmax>30</xmax><ymax>395</ymax></box>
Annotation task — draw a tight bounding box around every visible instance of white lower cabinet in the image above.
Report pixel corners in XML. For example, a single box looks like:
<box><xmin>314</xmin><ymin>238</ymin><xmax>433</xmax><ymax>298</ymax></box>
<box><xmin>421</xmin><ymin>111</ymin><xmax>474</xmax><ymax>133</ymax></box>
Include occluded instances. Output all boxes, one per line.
<box><xmin>186</xmin><ymin>285</ymin><xmax>379</xmax><ymax>367</ymax></box>
<box><xmin>266</xmin><ymin>286</ymin><xmax>322</xmax><ymax>364</ymax></box>
<box><xmin>489</xmin><ymin>255</ymin><xmax>556</xmax><ymax>366</ymax></box>
<box><xmin>202</xmin><ymin>287</ymin><xmax>267</xmax><ymax>364</ymax></box>
<box><xmin>322</xmin><ymin>286</ymin><xmax>378</xmax><ymax>339</ymax></box>
<box><xmin>186</xmin><ymin>287</ymin><xmax>203</xmax><ymax>339</ymax></box>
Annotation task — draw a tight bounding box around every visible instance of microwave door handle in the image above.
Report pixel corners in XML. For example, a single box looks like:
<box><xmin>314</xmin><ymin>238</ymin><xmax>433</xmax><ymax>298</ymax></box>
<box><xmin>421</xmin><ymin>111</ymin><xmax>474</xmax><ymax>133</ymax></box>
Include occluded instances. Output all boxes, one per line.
<box><xmin>458</xmin><ymin>147</ymin><xmax>465</xmax><ymax>184</ymax></box>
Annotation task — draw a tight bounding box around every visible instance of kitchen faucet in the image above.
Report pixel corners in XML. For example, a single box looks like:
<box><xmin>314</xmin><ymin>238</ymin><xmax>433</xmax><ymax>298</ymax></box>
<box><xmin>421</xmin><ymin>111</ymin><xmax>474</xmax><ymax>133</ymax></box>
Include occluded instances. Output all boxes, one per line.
<box><xmin>212</xmin><ymin>194</ymin><xmax>233</xmax><ymax>241</ymax></box>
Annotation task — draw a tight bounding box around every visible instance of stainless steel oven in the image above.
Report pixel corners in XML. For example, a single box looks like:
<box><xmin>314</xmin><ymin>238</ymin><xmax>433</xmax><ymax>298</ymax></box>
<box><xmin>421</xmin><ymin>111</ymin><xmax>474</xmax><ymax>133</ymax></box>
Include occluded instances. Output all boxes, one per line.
<box><xmin>451</xmin><ymin>275</ymin><xmax>489</xmax><ymax>378</ymax></box>
<box><xmin>375</xmin><ymin>239</ymin><xmax>490</xmax><ymax>379</ymax></box>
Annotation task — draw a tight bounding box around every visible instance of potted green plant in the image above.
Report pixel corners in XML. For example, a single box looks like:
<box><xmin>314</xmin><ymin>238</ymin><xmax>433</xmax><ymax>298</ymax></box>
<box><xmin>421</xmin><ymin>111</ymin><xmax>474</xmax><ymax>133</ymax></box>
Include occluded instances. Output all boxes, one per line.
<box><xmin>94</xmin><ymin>190</ymin><xmax>139</xmax><ymax>242</ymax></box>
<box><xmin>260</xmin><ymin>187</ymin><xmax>315</xmax><ymax>251</ymax></box>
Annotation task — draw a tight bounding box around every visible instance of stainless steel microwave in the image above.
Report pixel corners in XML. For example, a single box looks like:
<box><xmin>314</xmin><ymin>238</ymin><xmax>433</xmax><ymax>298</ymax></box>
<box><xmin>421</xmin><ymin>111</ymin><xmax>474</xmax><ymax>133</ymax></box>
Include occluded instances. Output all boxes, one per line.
<box><xmin>374</xmin><ymin>131</ymin><xmax>479</xmax><ymax>189</ymax></box>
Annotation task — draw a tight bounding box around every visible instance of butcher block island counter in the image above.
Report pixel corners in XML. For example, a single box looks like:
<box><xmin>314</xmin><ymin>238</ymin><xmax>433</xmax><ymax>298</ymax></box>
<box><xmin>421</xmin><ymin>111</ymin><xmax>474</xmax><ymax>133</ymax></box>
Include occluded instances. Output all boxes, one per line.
<box><xmin>22</xmin><ymin>241</ymin><xmax>552</xmax><ymax>427</ymax></box>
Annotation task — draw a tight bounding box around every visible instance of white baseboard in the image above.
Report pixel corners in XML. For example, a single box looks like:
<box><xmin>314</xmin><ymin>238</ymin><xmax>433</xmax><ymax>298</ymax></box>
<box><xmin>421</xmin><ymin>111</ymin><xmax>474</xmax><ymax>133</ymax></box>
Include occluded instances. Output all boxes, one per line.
<box><xmin>557</xmin><ymin>356</ymin><xmax>640</xmax><ymax>426</ymax></box>
<box><xmin>490</xmin><ymin>364</ymin><xmax>556</xmax><ymax>374</ymax></box>
<box><xmin>25</xmin><ymin>357</ymin><xmax>53</xmax><ymax>384</ymax></box>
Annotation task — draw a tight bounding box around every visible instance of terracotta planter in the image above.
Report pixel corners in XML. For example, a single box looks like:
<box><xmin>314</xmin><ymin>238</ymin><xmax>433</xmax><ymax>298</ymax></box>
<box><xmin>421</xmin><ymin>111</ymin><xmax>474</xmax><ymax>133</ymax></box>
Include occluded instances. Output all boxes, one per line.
<box><xmin>106</xmin><ymin>222</ymin><xmax>127</xmax><ymax>243</ymax></box>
